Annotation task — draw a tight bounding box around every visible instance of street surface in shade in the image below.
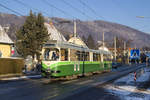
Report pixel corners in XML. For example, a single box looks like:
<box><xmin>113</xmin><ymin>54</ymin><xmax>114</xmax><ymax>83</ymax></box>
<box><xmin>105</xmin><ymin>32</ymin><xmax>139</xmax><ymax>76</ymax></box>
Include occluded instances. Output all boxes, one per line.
<box><xmin>0</xmin><ymin>64</ymin><xmax>146</xmax><ymax>100</ymax></box>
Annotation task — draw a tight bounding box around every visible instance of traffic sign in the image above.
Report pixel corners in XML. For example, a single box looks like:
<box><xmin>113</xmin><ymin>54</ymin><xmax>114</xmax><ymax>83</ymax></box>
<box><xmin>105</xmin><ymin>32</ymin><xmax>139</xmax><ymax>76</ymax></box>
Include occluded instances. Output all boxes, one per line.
<box><xmin>130</xmin><ymin>49</ymin><xmax>140</xmax><ymax>59</ymax></box>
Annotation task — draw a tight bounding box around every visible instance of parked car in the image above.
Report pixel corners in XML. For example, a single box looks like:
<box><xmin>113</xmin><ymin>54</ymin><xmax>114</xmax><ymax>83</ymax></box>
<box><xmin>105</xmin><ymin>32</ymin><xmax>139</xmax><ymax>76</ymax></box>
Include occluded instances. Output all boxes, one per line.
<box><xmin>112</xmin><ymin>62</ymin><xmax>121</xmax><ymax>69</ymax></box>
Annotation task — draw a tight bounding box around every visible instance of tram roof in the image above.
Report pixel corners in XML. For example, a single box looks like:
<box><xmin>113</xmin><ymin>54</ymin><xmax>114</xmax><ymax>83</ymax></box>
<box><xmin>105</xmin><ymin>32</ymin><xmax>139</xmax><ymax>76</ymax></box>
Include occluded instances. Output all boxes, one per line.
<box><xmin>44</xmin><ymin>40</ymin><xmax>112</xmax><ymax>55</ymax></box>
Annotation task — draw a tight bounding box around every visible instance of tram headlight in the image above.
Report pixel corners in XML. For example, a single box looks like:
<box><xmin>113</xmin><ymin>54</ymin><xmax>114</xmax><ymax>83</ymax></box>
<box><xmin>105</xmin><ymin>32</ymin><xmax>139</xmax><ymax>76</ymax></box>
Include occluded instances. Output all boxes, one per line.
<box><xmin>52</xmin><ymin>70</ymin><xmax>60</xmax><ymax>73</ymax></box>
<box><xmin>46</xmin><ymin>68</ymin><xmax>51</xmax><ymax>72</ymax></box>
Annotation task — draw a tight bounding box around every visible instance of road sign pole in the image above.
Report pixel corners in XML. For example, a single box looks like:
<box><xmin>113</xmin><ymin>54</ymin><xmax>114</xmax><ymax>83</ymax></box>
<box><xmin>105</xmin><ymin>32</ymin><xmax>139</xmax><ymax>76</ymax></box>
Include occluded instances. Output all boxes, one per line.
<box><xmin>114</xmin><ymin>36</ymin><xmax>116</xmax><ymax>62</ymax></box>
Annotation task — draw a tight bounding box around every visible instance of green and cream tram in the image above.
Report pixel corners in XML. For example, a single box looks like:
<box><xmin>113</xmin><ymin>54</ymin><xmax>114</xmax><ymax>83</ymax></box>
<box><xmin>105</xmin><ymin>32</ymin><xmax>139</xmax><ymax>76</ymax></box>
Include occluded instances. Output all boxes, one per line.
<box><xmin>41</xmin><ymin>40</ymin><xmax>112</xmax><ymax>78</ymax></box>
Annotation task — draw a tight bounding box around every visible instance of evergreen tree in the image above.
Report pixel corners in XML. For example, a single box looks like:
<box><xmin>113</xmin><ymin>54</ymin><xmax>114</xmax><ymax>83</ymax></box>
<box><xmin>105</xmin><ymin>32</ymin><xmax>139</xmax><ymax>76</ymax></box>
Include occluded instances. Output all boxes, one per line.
<box><xmin>64</xmin><ymin>34</ymin><xmax>70</xmax><ymax>41</ymax></box>
<box><xmin>35</xmin><ymin>13</ymin><xmax>49</xmax><ymax>54</ymax></box>
<box><xmin>16</xmin><ymin>11</ymin><xmax>49</xmax><ymax>59</ymax></box>
<box><xmin>86</xmin><ymin>34</ymin><xmax>95</xmax><ymax>49</ymax></box>
<box><xmin>82</xmin><ymin>35</ymin><xmax>87</xmax><ymax>45</ymax></box>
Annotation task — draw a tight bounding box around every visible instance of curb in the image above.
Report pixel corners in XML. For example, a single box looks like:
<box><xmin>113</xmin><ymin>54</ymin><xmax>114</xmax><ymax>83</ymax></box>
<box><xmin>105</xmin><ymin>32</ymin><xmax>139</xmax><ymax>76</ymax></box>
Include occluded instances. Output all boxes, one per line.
<box><xmin>0</xmin><ymin>75</ymin><xmax>42</xmax><ymax>82</ymax></box>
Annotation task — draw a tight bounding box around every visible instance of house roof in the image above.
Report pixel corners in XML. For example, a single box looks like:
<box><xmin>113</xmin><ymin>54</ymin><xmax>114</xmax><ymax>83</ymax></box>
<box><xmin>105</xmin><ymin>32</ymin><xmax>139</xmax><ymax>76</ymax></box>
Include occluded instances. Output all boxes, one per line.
<box><xmin>0</xmin><ymin>25</ymin><xmax>13</xmax><ymax>44</ymax></box>
<box><xmin>44</xmin><ymin>22</ymin><xmax>67</xmax><ymax>42</ymax></box>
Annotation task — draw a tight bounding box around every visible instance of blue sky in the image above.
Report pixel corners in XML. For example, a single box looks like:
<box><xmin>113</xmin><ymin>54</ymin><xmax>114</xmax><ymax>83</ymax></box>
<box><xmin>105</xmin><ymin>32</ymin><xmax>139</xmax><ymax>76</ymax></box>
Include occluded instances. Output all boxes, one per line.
<box><xmin>0</xmin><ymin>0</ymin><xmax>150</xmax><ymax>34</ymax></box>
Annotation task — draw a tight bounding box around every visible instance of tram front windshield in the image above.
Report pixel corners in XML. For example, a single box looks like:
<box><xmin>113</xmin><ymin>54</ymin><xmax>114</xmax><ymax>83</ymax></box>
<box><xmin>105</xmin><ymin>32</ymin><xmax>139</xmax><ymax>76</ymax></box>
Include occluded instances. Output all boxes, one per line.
<box><xmin>44</xmin><ymin>48</ymin><xmax>59</xmax><ymax>61</ymax></box>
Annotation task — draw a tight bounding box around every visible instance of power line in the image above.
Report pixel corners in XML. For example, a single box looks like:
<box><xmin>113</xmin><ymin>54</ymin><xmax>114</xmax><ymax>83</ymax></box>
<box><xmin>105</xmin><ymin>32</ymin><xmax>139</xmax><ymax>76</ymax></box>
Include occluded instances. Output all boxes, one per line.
<box><xmin>78</xmin><ymin>0</ymin><xmax>105</xmax><ymax>20</ymax></box>
<box><xmin>61</xmin><ymin>0</ymin><xmax>93</xmax><ymax>20</ymax></box>
<box><xmin>0</xmin><ymin>3</ymin><xmax>23</xmax><ymax>16</ymax></box>
<box><xmin>110</xmin><ymin>0</ymin><xmax>129</xmax><ymax>22</ymax></box>
<box><xmin>13</xmin><ymin>0</ymin><xmax>50</xmax><ymax>17</ymax></box>
<box><xmin>77</xmin><ymin>0</ymin><xmax>105</xmax><ymax>42</ymax></box>
<box><xmin>41</xmin><ymin>0</ymin><xmax>77</xmax><ymax>19</ymax></box>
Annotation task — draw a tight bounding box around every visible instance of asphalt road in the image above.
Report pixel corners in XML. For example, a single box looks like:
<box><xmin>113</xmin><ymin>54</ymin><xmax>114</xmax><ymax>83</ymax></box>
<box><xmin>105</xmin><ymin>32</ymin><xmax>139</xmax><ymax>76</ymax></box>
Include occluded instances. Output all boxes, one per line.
<box><xmin>61</xmin><ymin>86</ymin><xmax>121</xmax><ymax>100</ymax></box>
<box><xmin>0</xmin><ymin>64</ymin><xmax>145</xmax><ymax>100</ymax></box>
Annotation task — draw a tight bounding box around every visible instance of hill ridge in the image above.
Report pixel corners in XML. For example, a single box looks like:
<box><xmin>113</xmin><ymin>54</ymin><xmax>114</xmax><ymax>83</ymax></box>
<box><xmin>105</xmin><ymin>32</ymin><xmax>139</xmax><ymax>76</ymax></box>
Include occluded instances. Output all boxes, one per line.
<box><xmin>0</xmin><ymin>13</ymin><xmax>150</xmax><ymax>48</ymax></box>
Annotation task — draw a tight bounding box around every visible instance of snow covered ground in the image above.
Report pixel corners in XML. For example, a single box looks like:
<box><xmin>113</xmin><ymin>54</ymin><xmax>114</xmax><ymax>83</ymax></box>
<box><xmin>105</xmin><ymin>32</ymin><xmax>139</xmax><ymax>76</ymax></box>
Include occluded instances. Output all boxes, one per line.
<box><xmin>105</xmin><ymin>67</ymin><xmax>150</xmax><ymax>100</ymax></box>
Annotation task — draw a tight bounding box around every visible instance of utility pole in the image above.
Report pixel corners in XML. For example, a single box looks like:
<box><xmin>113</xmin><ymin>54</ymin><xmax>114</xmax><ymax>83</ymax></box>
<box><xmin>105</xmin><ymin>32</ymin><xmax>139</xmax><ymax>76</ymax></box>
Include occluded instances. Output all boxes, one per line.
<box><xmin>74</xmin><ymin>20</ymin><xmax>77</xmax><ymax>38</ymax></box>
<box><xmin>134</xmin><ymin>44</ymin><xmax>136</xmax><ymax>49</ymax></box>
<box><xmin>102</xmin><ymin>31</ymin><xmax>105</xmax><ymax>47</ymax></box>
<box><xmin>124</xmin><ymin>41</ymin><xmax>126</xmax><ymax>56</ymax></box>
<box><xmin>114</xmin><ymin>36</ymin><xmax>116</xmax><ymax>62</ymax></box>
<box><xmin>82</xmin><ymin>47</ymin><xmax>85</xmax><ymax>77</ymax></box>
<box><xmin>100</xmin><ymin>32</ymin><xmax>104</xmax><ymax>63</ymax></box>
<box><xmin>73</xmin><ymin>20</ymin><xmax>77</xmax><ymax>44</ymax></box>
<box><xmin>123</xmin><ymin>41</ymin><xmax>126</xmax><ymax>64</ymax></box>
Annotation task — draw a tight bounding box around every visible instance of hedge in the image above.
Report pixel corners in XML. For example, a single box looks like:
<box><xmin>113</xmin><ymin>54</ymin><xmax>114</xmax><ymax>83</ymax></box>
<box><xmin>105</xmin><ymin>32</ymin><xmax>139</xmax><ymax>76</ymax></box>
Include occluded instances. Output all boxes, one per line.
<box><xmin>0</xmin><ymin>58</ymin><xmax>24</xmax><ymax>76</ymax></box>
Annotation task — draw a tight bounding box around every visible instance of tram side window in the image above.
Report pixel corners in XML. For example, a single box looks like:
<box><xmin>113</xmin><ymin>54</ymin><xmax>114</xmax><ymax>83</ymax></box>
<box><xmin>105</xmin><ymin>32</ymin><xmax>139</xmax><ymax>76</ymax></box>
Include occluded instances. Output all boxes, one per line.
<box><xmin>76</xmin><ymin>51</ymin><xmax>81</xmax><ymax>61</ymax></box>
<box><xmin>70</xmin><ymin>49</ymin><xmax>78</xmax><ymax>61</ymax></box>
<box><xmin>97</xmin><ymin>54</ymin><xmax>101</xmax><ymax>61</ymax></box>
<box><xmin>77</xmin><ymin>51</ymin><xmax>83</xmax><ymax>61</ymax></box>
<box><xmin>44</xmin><ymin>49</ymin><xmax>50</xmax><ymax>60</ymax></box>
<box><xmin>93</xmin><ymin>53</ymin><xmax>99</xmax><ymax>61</ymax></box>
<box><xmin>84</xmin><ymin>52</ymin><xmax>89</xmax><ymax>61</ymax></box>
<box><xmin>78</xmin><ymin>52</ymin><xmax>90</xmax><ymax>61</ymax></box>
<box><xmin>61</xmin><ymin>49</ymin><xmax>68</xmax><ymax>61</ymax></box>
<box><xmin>44</xmin><ymin>48</ymin><xmax>59</xmax><ymax>61</ymax></box>
<box><xmin>93</xmin><ymin>53</ymin><xmax>96</xmax><ymax>61</ymax></box>
<box><xmin>70</xmin><ymin>50</ymin><xmax>89</xmax><ymax>61</ymax></box>
<box><xmin>104</xmin><ymin>54</ymin><xmax>111</xmax><ymax>61</ymax></box>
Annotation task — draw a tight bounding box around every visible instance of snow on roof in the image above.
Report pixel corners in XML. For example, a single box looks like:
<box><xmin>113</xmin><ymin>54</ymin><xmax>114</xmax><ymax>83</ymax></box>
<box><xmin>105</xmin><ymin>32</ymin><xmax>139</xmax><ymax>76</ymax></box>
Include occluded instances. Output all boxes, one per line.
<box><xmin>44</xmin><ymin>22</ymin><xmax>67</xmax><ymax>42</ymax></box>
<box><xmin>0</xmin><ymin>25</ymin><xmax>13</xmax><ymax>44</ymax></box>
<box><xmin>99</xmin><ymin>46</ymin><xmax>109</xmax><ymax>52</ymax></box>
<box><xmin>68</xmin><ymin>36</ymin><xmax>88</xmax><ymax>48</ymax></box>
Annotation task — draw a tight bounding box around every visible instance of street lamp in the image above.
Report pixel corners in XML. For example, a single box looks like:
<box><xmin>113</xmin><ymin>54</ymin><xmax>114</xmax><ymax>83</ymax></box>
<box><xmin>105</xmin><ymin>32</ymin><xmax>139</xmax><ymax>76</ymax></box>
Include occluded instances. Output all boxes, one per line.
<box><xmin>136</xmin><ymin>16</ymin><xmax>150</xmax><ymax>19</ymax></box>
<box><xmin>136</xmin><ymin>16</ymin><xmax>145</xmax><ymax>18</ymax></box>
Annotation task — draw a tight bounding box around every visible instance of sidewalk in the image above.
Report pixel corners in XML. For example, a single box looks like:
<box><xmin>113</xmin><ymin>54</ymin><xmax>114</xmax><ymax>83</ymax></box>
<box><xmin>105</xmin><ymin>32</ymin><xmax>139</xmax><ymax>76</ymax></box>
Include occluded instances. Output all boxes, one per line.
<box><xmin>0</xmin><ymin>70</ymin><xmax>42</xmax><ymax>82</ymax></box>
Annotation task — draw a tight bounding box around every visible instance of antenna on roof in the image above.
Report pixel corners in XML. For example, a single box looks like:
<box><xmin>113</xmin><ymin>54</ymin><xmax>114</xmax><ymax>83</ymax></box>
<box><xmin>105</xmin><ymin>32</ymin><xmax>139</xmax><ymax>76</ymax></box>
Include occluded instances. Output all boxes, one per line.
<box><xmin>74</xmin><ymin>20</ymin><xmax>77</xmax><ymax>38</ymax></box>
<box><xmin>102</xmin><ymin>31</ymin><xmax>105</xmax><ymax>47</ymax></box>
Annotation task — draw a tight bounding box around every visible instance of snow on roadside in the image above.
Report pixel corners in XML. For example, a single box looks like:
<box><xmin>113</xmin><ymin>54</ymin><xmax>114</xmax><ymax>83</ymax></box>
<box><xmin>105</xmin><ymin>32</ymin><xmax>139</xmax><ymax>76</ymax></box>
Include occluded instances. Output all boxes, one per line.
<box><xmin>136</xmin><ymin>68</ymin><xmax>150</xmax><ymax>82</ymax></box>
<box><xmin>124</xmin><ymin>96</ymin><xmax>150</xmax><ymax>100</ymax></box>
<box><xmin>114</xmin><ymin>72</ymin><xmax>134</xmax><ymax>85</ymax></box>
<box><xmin>114</xmin><ymin>67</ymin><xmax>150</xmax><ymax>84</ymax></box>
<box><xmin>105</xmin><ymin>67</ymin><xmax>150</xmax><ymax>100</ymax></box>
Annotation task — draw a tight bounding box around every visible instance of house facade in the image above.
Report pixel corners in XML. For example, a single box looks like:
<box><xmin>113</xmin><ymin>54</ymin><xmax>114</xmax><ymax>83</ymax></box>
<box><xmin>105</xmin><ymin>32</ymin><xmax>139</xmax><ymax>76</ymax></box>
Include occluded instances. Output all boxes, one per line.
<box><xmin>0</xmin><ymin>25</ymin><xmax>14</xmax><ymax>57</ymax></box>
